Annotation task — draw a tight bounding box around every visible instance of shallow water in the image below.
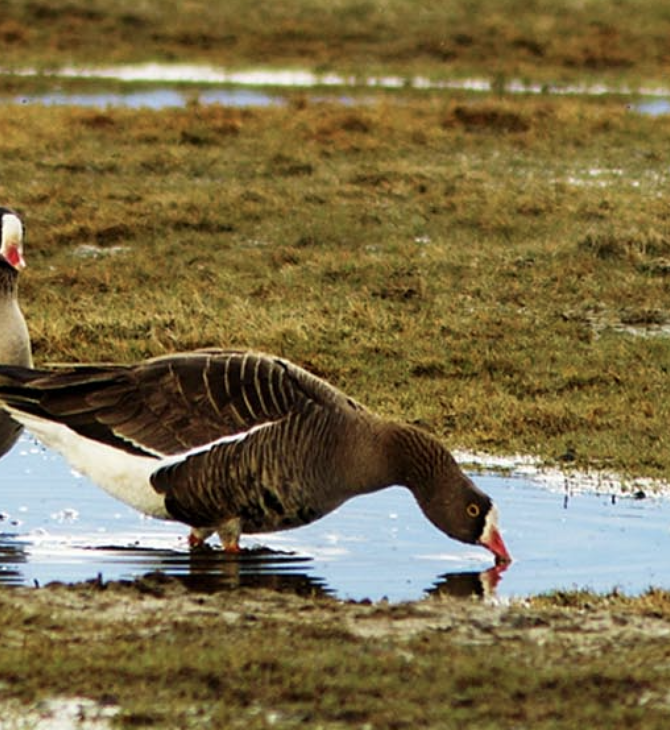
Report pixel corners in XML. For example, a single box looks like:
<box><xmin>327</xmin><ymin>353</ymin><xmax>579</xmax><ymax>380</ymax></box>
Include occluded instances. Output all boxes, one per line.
<box><xmin>1</xmin><ymin>435</ymin><xmax>669</xmax><ymax>602</ymax></box>
<box><xmin>6</xmin><ymin>87</ymin><xmax>285</xmax><ymax>110</ymax></box>
<box><xmin>2</xmin><ymin>62</ymin><xmax>669</xmax><ymax>113</ymax></box>
<box><xmin>5</xmin><ymin>86</ymin><xmax>669</xmax><ymax>116</ymax></box>
<box><xmin>9</xmin><ymin>62</ymin><xmax>670</xmax><ymax>99</ymax></box>
<box><xmin>634</xmin><ymin>99</ymin><xmax>670</xmax><ymax>116</ymax></box>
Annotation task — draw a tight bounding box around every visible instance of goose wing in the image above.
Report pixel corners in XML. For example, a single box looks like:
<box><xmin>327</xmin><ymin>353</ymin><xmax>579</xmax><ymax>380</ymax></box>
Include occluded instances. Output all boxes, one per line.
<box><xmin>0</xmin><ymin>349</ymin><xmax>357</xmax><ymax>459</ymax></box>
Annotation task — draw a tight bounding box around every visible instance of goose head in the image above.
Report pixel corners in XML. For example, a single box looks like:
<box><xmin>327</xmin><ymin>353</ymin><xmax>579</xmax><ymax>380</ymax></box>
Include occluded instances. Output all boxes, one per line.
<box><xmin>420</xmin><ymin>477</ymin><xmax>511</xmax><ymax>565</ymax></box>
<box><xmin>388</xmin><ymin>424</ymin><xmax>512</xmax><ymax>564</ymax></box>
<box><xmin>0</xmin><ymin>208</ymin><xmax>25</xmax><ymax>271</ymax></box>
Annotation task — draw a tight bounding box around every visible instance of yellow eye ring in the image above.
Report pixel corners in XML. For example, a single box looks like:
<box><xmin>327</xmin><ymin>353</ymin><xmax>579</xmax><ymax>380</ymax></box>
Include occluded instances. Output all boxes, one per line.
<box><xmin>467</xmin><ymin>503</ymin><xmax>481</xmax><ymax>518</ymax></box>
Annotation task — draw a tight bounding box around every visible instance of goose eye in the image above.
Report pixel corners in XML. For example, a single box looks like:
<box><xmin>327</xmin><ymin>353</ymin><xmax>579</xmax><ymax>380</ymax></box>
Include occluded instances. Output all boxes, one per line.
<box><xmin>466</xmin><ymin>503</ymin><xmax>480</xmax><ymax>518</ymax></box>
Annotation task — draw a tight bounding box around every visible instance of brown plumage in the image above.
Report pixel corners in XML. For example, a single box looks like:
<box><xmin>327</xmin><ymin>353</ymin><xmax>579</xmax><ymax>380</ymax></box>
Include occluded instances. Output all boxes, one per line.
<box><xmin>0</xmin><ymin>208</ymin><xmax>32</xmax><ymax>459</ymax></box>
<box><xmin>0</xmin><ymin>349</ymin><xmax>510</xmax><ymax>563</ymax></box>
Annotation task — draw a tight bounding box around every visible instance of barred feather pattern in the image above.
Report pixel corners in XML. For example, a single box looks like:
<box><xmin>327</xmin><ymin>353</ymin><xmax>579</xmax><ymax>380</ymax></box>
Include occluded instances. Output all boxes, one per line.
<box><xmin>0</xmin><ymin>349</ymin><xmax>508</xmax><ymax>557</ymax></box>
<box><xmin>152</xmin><ymin>401</ymin><xmax>353</xmax><ymax>532</ymax></box>
<box><xmin>0</xmin><ymin>350</ymin><xmax>362</xmax><ymax>459</ymax></box>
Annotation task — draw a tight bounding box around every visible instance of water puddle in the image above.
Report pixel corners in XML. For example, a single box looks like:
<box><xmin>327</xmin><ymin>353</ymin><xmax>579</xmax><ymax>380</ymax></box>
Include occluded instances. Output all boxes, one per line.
<box><xmin>6</xmin><ymin>87</ymin><xmax>285</xmax><ymax>110</ymax></box>
<box><xmin>634</xmin><ymin>99</ymin><xmax>670</xmax><ymax>116</ymax></box>
<box><xmin>1</xmin><ymin>435</ymin><xmax>669</xmax><ymax>602</ymax></box>
<box><xmin>9</xmin><ymin>62</ymin><xmax>670</xmax><ymax>99</ymax></box>
<box><xmin>1</xmin><ymin>63</ymin><xmax>669</xmax><ymax>113</ymax></box>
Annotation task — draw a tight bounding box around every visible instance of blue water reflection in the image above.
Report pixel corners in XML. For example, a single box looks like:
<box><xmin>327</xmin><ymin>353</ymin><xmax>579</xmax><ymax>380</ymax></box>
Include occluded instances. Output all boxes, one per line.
<box><xmin>1</xmin><ymin>435</ymin><xmax>669</xmax><ymax>602</ymax></box>
<box><xmin>5</xmin><ymin>87</ymin><xmax>281</xmax><ymax>109</ymax></box>
<box><xmin>3</xmin><ymin>85</ymin><xmax>669</xmax><ymax>116</ymax></box>
<box><xmin>634</xmin><ymin>99</ymin><xmax>670</xmax><ymax>116</ymax></box>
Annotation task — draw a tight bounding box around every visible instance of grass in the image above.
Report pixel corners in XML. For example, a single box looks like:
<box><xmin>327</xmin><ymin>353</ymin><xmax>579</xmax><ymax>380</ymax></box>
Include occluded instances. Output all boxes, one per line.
<box><xmin>2</xmin><ymin>0</ymin><xmax>670</xmax><ymax>90</ymax></box>
<box><xmin>1</xmin><ymin>95</ymin><xmax>670</xmax><ymax>479</ymax></box>
<box><xmin>2</xmin><ymin>579</ymin><xmax>670</xmax><ymax>729</ymax></box>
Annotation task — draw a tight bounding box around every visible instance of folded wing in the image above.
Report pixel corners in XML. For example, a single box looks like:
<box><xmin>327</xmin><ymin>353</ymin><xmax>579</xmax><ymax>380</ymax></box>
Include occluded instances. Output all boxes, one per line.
<box><xmin>0</xmin><ymin>349</ymin><xmax>354</xmax><ymax>459</ymax></box>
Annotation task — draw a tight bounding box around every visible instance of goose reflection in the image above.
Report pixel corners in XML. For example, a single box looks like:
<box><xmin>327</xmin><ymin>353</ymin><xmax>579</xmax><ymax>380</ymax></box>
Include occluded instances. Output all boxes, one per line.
<box><xmin>0</xmin><ymin>537</ymin><xmax>507</xmax><ymax>600</ymax></box>
<box><xmin>93</xmin><ymin>545</ymin><xmax>330</xmax><ymax>597</ymax></box>
<box><xmin>0</xmin><ymin>536</ymin><xmax>29</xmax><ymax>585</ymax></box>
<box><xmin>426</xmin><ymin>563</ymin><xmax>509</xmax><ymax>600</ymax></box>
<box><xmin>85</xmin><ymin>546</ymin><xmax>510</xmax><ymax>600</ymax></box>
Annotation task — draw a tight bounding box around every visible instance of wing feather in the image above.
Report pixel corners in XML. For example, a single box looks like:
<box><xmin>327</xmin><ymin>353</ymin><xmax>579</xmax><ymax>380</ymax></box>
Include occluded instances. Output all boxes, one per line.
<box><xmin>0</xmin><ymin>349</ymin><xmax>359</xmax><ymax>459</ymax></box>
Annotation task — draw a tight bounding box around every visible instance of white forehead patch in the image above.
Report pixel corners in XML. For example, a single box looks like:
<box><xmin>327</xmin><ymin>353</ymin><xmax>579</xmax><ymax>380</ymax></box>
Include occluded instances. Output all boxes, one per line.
<box><xmin>1</xmin><ymin>213</ymin><xmax>23</xmax><ymax>252</ymax></box>
<box><xmin>480</xmin><ymin>504</ymin><xmax>499</xmax><ymax>543</ymax></box>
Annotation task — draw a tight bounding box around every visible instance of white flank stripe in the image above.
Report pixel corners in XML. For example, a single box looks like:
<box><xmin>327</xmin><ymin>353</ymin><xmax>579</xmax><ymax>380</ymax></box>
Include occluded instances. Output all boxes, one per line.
<box><xmin>7</xmin><ymin>410</ymin><xmax>171</xmax><ymax>519</ymax></box>
<box><xmin>162</xmin><ymin>421</ymin><xmax>274</xmax><ymax>467</ymax></box>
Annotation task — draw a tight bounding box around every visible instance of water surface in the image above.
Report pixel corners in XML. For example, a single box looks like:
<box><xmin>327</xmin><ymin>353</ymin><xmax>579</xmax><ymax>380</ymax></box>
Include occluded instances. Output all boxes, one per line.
<box><xmin>5</xmin><ymin>86</ymin><xmax>669</xmax><ymax>115</ymax></box>
<box><xmin>1</xmin><ymin>435</ymin><xmax>669</xmax><ymax>602</ymax></box>
<box><xmin>6</xmin><ymin>87</ymin><xmax>284</xmax><ymax>109</ymax></box>
<box><xmin>2</xmin><ymin>62</ymin><xmax>669</xmax><ymax>113</ymax></box>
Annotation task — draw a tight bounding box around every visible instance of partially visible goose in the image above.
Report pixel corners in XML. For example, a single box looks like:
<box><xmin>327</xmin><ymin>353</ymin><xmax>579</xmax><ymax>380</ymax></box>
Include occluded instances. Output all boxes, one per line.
<box><xmin>0</xmin><ymin>208</ymin><xmax>32</xmax><ymax>458</ymax></box>
<box><xmin>0</xmin><ymin>349</ymin><xmax>511</xmax><ymax>563</ymax></box>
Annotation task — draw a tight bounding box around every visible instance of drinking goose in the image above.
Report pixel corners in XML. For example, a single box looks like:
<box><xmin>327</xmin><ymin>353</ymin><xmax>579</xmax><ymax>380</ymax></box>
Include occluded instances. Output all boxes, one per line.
<box><xmin>0</xmin><ymin>349</ymin><xmax>511</xmax><ymax>563</ymax></box>
<box><xmin>0</xmin><ymin>208</ymin><xmax>32</xmax><ymax>458</ymax></box>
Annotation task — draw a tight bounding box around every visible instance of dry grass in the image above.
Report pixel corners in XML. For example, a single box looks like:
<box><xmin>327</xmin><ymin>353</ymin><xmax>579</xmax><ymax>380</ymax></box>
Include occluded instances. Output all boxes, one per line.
<box><xmin>2</xmin><ymin>578</ymin><xmax>670</xmax><ymax>729</ymax></box>
<box><xmin>1</xmin><ymin>96</ymin><xmax>669</xmax><ymax>479</ymax></box>
<box><xmin>0</xmin><ymin>0</ymin><xmax>670</xmax><ymax>88</ymax></box>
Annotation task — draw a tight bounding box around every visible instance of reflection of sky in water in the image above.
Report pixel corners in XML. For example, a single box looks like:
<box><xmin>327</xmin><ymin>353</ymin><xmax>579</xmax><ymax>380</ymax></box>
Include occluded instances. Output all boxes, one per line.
<box><xmin>1</xmin><ymin>434</ymin><xmax>670</xmax><ymax>602</ymax></box>
<box><xmin>2</xmin><ymin>62</ymin><xmax>670</xmax><ymax>113</ymax></box>
<box><xmin>634</xmin><ymin>99</ymin><xmax>670</xmax><ymax>116</ymax></box>
<box><xmin>2</xmin><ymin>84</ymin><xmax>668</xmax><ymax>116</ymax></box>
<box><xmin>6</xmin><ymin>88</ymin><xmax>282</xmax><ymax>109</ymax></box>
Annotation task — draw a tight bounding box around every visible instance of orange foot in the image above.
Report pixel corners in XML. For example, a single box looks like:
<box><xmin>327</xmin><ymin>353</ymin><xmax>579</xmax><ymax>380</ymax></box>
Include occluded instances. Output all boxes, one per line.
<box><xmin>222</xmin><ymin>541</ymin><xmax>242</xmax><ymax>554</ymax></box>
<box><xmin>188</xmin><ymin>532</ymin><xmax>211</xmax><ymax>550</ymax></box>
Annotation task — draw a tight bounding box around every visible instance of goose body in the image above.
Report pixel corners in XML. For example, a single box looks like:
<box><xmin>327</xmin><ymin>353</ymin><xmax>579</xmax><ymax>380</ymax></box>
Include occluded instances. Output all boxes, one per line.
<box><xmin>0</xmin><ymin>349</ymin><xmax>510</xmax><ymax>563</ymax></box>
<box><xmin>0</xmin><ymin>208</ymin><xmax>32</xmax><ymax>458</ymax></box>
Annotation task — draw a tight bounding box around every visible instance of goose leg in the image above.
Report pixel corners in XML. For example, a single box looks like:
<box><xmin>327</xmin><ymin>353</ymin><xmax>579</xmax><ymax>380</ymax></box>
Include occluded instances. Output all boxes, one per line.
<box><xmin>216</xmin><ymin>518</ymin><xmax>242</xmax><ymax>553</ymax></box>
<box><xmin>188</xmin><ymin>527</ymin><xmax>214</xmax><ymax>549</ymax></box>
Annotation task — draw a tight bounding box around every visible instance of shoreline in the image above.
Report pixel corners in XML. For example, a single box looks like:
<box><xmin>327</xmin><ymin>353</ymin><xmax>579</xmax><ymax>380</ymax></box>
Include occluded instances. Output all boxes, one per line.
<box><xmin>4</xmin><ymin>62</ymin><xmax>670</xmax><ymax>101</ymax></box>
<box><xmin>456</xmin><ymin>450</ymin><xmax>670</xmax><ymax>499</ymax></box>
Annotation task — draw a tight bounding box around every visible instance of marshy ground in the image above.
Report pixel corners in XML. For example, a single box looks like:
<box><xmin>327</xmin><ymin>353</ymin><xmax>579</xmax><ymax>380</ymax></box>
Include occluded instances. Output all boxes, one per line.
<box><xmin>2</xmin><ymin>1</ymin><xmax>670</xmax><ymax>727</ymax></box>
<box><xmin>3</xmin><ymin>577</ymin><xmax>670</xmax><ymax>728</ymax></box>
<box><xmin>7</xmin><ymin>94</ymin><xmax>670</xmax><ymax>480</ymax></box>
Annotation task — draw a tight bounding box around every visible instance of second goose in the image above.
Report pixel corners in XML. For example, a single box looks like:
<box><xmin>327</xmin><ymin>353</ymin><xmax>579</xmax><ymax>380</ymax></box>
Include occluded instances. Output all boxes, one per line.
<box><xmin>0</xmin><ymin>208</ymin><xmax>32</xmax><ymax>458</ymax></box>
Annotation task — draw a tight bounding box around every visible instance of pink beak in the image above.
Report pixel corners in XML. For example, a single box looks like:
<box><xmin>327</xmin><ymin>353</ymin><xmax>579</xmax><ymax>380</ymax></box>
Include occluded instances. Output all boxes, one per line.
<box><xmin>5</xmin><ymin>245</ymin><xmax>25</xmax><ymax>270</ymax></box>
<box><xmin>479</xmin><ymin>526</ymin><xmax>512</xmax><ymax>565</ymax></box>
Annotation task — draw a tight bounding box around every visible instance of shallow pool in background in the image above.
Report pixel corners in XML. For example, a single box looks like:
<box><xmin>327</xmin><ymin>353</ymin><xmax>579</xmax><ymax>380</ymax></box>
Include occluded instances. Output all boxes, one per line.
<box><xmin>1</xmin><ymin>434</ymin><xmax>669</xmax><ymax>602</ymax></box>
<box><xmin>4</xmin><ymin>86</ymin><xmax>284</xmax><ymax>109</ymax></box>
<box><xmin>5</xmin><ymin>86</ymin><xmax>670</xmax><ymax>117</ymax></box>
<box><xmin>2</xmin><ymin>64</ymin><xmax>669</xmax><ymax>116</ymax></box>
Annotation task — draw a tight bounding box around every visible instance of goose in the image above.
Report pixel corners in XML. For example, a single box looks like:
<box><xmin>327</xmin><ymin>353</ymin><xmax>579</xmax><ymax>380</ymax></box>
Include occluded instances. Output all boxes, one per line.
<box><xmin>0</xmin><ymin>349</ymin><xmax>511</xmax><ymax>563</ymax></box>
<box><xmin>0</xmin><ymin>208</ymin><xmax>32</xmax><ymax>459</ymax></box>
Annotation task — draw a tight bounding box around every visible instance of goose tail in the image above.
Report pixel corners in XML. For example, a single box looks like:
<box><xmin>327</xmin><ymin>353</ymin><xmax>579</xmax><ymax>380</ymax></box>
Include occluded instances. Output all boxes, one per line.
<box><xmin>0</xmin><ymin>364</ymin><xmax>47</xmax><ymax>406</ymax></box>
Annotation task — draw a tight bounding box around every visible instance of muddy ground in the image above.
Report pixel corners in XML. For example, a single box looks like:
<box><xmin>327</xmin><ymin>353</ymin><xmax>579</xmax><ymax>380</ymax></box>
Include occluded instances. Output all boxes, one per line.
<box><xmin>1</xmin><ymin>576</ymin><xmax>670</xmax><ymax>728</ymax></box>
